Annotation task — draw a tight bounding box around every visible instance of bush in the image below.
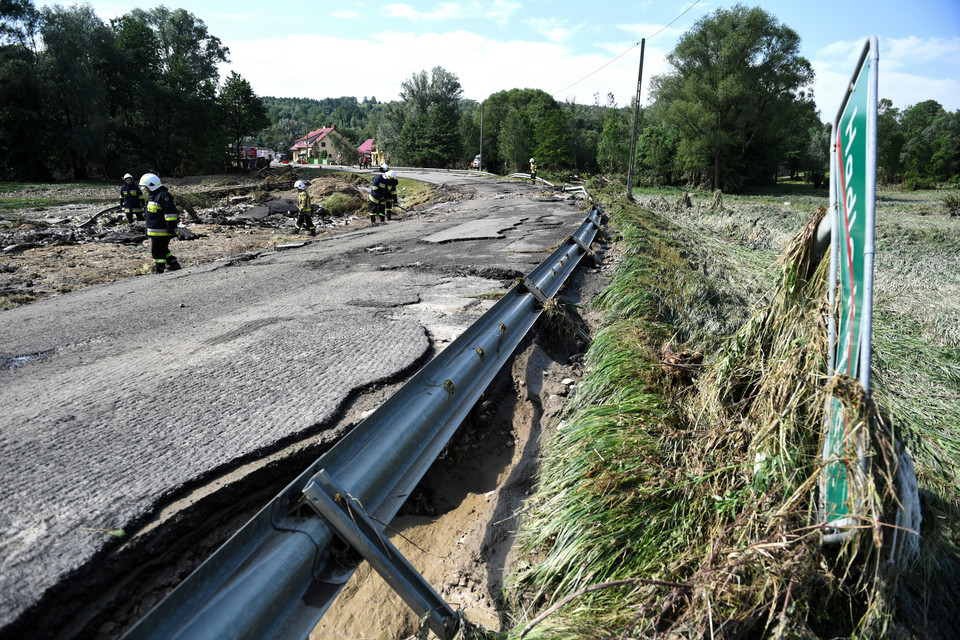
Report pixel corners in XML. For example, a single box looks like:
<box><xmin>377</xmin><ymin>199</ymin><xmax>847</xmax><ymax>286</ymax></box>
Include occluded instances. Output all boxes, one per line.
<box><xmin>943</xmin><ymin>193</ymin><xmax>960</xmax><ymax>217</ymax></box>
<box><xmin>323</xmin><ymin>192</ymin><xmax>364</xmax><ymax>215</ymax></box>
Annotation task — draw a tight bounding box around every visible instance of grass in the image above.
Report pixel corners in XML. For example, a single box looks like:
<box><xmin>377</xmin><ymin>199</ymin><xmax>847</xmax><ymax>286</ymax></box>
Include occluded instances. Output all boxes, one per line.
<box><xmin>505</xmin><ymin>181</ymin><xmax>960</xmax><ymax>638</ymax></box>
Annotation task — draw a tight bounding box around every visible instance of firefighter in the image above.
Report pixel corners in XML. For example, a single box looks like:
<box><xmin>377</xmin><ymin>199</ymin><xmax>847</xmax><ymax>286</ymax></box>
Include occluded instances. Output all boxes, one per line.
<box><xmin>139</xmin><ymin>173</ymin><xmax>181</xmax><ymax>274</ymax></box>
<box><xmin>120</xmin><ymin>173</ymin><xmax>145</xmax><ymax>223</ymax></box>
<box><xmin>294</xmin><ymin>180</ymin><xmax>316</xmax><ymax>235</ymax></box>
<box><xmin>383</xmin><ymin>169</ymin><xmax>399</xmax><ymax>221</ymax></box>
<box><xmin>529</xmin><ymin>157</ymin><xmax>537</xmax><ymax>183</ymax></box>
<box><xmin>368</xmin><ymin>163</ymin><xmax>391</xmax><ymax>225</ymax></box>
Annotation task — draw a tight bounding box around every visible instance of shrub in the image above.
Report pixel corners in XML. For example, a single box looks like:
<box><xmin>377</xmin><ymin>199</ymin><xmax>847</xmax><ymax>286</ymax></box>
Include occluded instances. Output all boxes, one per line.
<box><xmin>943</xmin><ymin>193</ymin><xmax>960</xmax><ymax>217</ymax></box>
<box><xmin>323</xmin><ymin>192</ymin><xmax>364</xmax><ymax>215</ymax></box>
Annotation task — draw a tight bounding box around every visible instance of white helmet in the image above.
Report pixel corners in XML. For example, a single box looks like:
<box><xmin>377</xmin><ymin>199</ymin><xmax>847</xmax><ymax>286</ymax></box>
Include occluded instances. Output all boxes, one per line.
<box><xmin>380</xmin><ymin>163</ymin><xmax>389</xmax><ymax>172</ymax></box>
<box><xmin>123</xmin><ymin>173</ymin><xmax>133</xmax><ymax>180</ymax></box>
<box><xmin>294</xmin><ymin>179</ymin><xmax>306</xmax><ymax>190</ymax></box>
<box><xmin>385</xmin><ymin>170</ymin><xmax>396</xmax><ymax>180</ymax></box>
<box><xmin>529</xmin><ymin>158</ymin><xmax>535</xmax><ymax>163</ymax></box>
<box><xmin>139</xmin><ymin>173</ymin><xmax>162</xmax><ymax>190</ymax></box>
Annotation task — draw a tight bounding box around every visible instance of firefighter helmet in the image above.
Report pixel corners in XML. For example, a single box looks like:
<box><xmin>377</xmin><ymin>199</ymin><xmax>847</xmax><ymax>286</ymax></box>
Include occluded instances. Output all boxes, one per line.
<box><xmin>294</xmin><ymin>180</ymin><xmax>306</xmax><ymax>190</ymax></box>
<box><xmin>385</xmin><ymin>170</ymin><xmax>396</xmax><ymax>180</ymax></box>
<box><xmin>380</xmin><ymin>163</ymin><xmax>389</xmax><ymax>172</ymax></box>
<box><xmin>123</xmin><ymin>173</ymin><xmax>133</xmax><ymax>180</ymax></box>
<box><xmin>139</xmin><ymin>173</ymin><xmax>162</xmax><ymax>191</ymax></box>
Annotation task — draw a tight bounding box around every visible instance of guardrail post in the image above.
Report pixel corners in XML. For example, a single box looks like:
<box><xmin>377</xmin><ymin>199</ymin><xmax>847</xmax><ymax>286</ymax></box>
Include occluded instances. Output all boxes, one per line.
<box><xmin>302</xmin><ymin>471</ymin><xmax>460</xmax><ymax>640</ymax></box>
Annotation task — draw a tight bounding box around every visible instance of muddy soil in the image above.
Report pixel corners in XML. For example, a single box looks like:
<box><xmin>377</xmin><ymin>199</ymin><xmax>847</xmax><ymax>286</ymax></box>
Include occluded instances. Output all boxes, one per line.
<box><xmin>311</xmin><ymin>321</ymin><xmax>601</xmax><ymax>640</ymax></box>
<box><xmin>2</xmin><ymin>170</ymin><xmax>611</xmax><ymax>639</ymax></box>
<box><xmin>0</xmin><ymin>169</ymin><xmax>449</xmax><ymax>310</ymax></box>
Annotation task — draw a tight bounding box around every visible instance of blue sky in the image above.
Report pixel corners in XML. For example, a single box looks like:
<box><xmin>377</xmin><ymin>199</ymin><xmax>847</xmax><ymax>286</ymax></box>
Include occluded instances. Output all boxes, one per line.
<box><xmin>37</xmin><ymin>0</ymin><xmax>960</xmax><ymax>120</ymax></box>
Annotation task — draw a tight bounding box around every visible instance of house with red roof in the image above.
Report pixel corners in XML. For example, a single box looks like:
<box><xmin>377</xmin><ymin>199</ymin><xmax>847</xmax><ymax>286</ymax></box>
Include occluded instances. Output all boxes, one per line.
<box><xmin>290</xmin><ymin>126</ymin><xmax>341</xmax><ymax>164</ymax></box>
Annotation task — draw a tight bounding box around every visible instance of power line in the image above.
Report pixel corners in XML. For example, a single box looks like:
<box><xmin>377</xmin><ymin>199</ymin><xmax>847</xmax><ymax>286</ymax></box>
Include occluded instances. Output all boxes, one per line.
<box><xmin>552</xmin><ymin>0</ymin><xmax>701</xmax><ymax>98</ymax></box>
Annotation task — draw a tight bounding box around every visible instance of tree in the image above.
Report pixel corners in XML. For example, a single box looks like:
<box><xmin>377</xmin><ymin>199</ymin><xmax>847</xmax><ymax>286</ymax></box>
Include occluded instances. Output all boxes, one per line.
<box><xmin>219</xmin><ymin>71</ymin><xmax>269</xmax><ymax>167</ymax></box>
<box><xmin>1</xmin><ymin>0</ymin><xmax>47</xmax><ymax>179</ymax></box>
<box><xmin>650</xmin><ymin>4</ymin><xmax>815</xmax><ymax>191</ymax></box>
<box><xmin>596</xmin><ymin>104</ymin><xmax>631</xmax><ymax>174</ymax></box>
<box><xmin>801</xmin><ymin>121</ymin><xmax>830</xmax><ymax>188</ymax></box>
<box><xmin>535</xmin><ymin>108</ymin><xmax>573</xmax><ymax>170</ymax></box>
<box><xmin>125</xmin><ymin>6</ymin><xmax>229</xmax><ymax>173</ymax></box>
<box><xmin>391</xmin><ymin>66</ymin><xmax>463</xmax><ymax>167</ymax></box>
<box><xmin>877</xmin><ymin>98</ymin><xmax>904</xmax><ymax>183</ymax></box>
<box><xmin>37</xmin><ymin>4</ymin><xmax>120</xmax><ymax>178</ymax></box>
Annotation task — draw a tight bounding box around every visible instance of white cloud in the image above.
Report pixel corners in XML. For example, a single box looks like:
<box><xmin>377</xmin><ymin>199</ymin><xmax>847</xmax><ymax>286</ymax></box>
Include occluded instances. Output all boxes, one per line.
<box><xmin>526</xmin><ymin>18</ymin><xmax>583</xmax><ymax>44</ymax></box>
<box><xmin>384</xmin><ymin>2</ymin><xmax>463</xmax><ymax>21</ymax></box>
<box><xmin>885</xmin><ymin>36</ymin><xmax>960</xmax><ymax>65</ymax></box>
<box><xmin>221</xmin><ymin>29</ymin><xmax>669</xmax><ymax>108</ymax></box>
<box><xmin>615</xmin><ymin>22</ymin><xmax>687</xmax><ymax>42</ymax></box>
<box><xmin>486</xmin><ymin>0</ymin><xmax>521</xmax><ymax>25</ymax></box>
<box><xmin>813</xmin><ymin>36</ymin><xmax>960</xmax><ymax>113</ymax></box>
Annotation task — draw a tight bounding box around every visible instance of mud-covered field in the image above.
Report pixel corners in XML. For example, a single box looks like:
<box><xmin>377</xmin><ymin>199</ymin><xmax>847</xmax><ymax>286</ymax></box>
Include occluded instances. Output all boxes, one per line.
<box><xmin>0</xmin><ymin>168</ymin><xmax>415</xmax><ymax>310</ymax></box>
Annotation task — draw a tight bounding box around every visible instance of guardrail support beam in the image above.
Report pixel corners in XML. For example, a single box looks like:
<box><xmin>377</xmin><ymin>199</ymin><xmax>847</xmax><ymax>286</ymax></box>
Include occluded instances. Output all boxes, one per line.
<box><xmin>302</xmin><ymin>471</ymin><xmax>460</xmax><ymax>640</ymax></box>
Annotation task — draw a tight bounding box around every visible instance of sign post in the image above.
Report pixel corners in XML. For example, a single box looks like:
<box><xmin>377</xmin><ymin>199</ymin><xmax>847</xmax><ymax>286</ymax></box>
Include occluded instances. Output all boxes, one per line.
<box><xmin>821</xmin><ymin>36</ymin><xmax>878</xmax><ymax>542</ymax></box>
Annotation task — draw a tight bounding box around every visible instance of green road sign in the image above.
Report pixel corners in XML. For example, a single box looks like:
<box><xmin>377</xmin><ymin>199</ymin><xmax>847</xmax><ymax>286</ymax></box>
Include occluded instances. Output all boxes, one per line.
<box><xmin>821</xmin><ymin>37</ymin><xmax>878</xmax><ymax>540</ymax></box>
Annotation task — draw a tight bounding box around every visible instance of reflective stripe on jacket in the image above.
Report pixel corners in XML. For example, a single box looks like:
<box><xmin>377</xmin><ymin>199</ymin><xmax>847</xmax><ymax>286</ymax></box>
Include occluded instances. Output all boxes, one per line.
<box><xmin>145</xmin><ymin>187</ymin><xmax>178</xmax><ymax>237</ymax></box>
<box><xmin>369</xmin><ymin>174</ymin><xmax>391</xmax><ymax>203</ymax></box>
<box><xmin>120</xmin><ymin>184</ymin><xmax>145</xmax><ymax>212</ymax></box>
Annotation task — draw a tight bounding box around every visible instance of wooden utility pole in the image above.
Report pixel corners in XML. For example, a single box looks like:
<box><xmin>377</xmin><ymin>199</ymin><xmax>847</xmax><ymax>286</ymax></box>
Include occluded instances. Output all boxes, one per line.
<box><xmin>479</xmin><ymin>101</ymin><xmax>484</xmax><ymax>170</ymax></box>
<box><xmin>626</xmin><ymin>38</ymin><xmax>646</xmax><ymax>201</ymax></box>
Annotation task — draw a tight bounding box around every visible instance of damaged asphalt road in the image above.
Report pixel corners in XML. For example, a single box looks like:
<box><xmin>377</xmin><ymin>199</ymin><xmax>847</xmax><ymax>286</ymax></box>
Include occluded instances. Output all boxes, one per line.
<box><xmin>0</xmin><ymin>170</ymin><xmax>597</xmax><ymax>638</ymax></box>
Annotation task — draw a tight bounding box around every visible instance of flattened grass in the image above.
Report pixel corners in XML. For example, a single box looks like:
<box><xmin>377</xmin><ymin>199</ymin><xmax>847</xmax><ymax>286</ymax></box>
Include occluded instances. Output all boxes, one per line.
<box><xmin>506</xmin><ymin>183</ymin><xmax>960</xmax><ymax>639</ymax></box>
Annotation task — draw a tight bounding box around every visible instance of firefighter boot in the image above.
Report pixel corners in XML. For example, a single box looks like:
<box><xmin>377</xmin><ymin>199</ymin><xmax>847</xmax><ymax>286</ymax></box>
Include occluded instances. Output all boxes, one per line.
<box><xmin>153</xmin><ymin>261</ymin><xmax>165</xmax><ymax>274</ymax></box>
<box><xmin>166</xmin><ymin>255</ymin><xmax>181</xmax><ymax>271</ymax></box>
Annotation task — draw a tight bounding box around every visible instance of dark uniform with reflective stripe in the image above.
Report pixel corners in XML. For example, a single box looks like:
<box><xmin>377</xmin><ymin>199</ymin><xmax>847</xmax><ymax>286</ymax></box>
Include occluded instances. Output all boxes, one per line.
<box><xmin>368</xmin><ymin>173</ymin><xmax>392</xmax><ymax>224</ymax></box>
<box><xmin>382</xmin><ymin>173</ymin><xmax>398</xmax><ymax>220</ymax></box>
<box><xmin>145</xmin><ymin>186</ymin><xmax>180</xmax><ymax>273</ymax></box>
<box><xmin>120</xmin><ymin>181</ymin><xmax>145</xmax><ymax>223</ymax></box>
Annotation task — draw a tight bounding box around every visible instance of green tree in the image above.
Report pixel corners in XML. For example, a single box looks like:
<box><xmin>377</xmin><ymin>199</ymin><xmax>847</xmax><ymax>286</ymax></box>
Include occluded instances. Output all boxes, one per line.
<box><xmin>37</xmin><ymin>4</ymin><xmax>119</xmax><ymax>178</ymax></box>
<box><xmin>650</xmin><ymin>4</ymin><xmax>815</xmax><ymax>191</ymax></box>
<box><xmin>0</xmin><ymin>0</ymin><xmax>47</xmax><ymax>179</ymax></box>
<box><xmin>535</xmin><ymin>108</ymin><xmax>573</xmax><ymax>170</ymax></box>
<box><xmin>635</xmin><ymin>123</ymin><xmax>680</xmax><ymax>187</ymax></box>
<box><xmin>801</xmin><ymin>121</ymin><xmax>830</xmax><ymax>188</ymax></box>
<box><xmin>596</xmin><ymin>101</ymin><xmax>631</xmax><ymax>174</ymax></box>
<box><xmin>219</xmin><ymin>71</ymin><xmax>269</xmax><ymax>167</ymax></box>
<box><xmin>391</xmin><ymin>66</ymin><xmax>463</xmax><ymax>167</ymax></box>
<box><xmin>126</xmin><ymin>6</ymin><xmax>229</xmax><ymax>173</ymax></box>
<box><xmin>876</xmin><ymin>98</ymin><xmax>904</xmax><ymax>183</ymax></box>
<box><xmin>498</xmin><ymin>108</ymin><xmax>534</xmax><ymax>173</ymax></box>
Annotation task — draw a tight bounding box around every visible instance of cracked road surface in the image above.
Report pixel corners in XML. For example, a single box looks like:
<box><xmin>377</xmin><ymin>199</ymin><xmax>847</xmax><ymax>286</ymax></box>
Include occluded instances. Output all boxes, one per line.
<box><xmin>0</xmin><ymin>171</ymin><xmax>593</xmax><ymax>636</ymax></box>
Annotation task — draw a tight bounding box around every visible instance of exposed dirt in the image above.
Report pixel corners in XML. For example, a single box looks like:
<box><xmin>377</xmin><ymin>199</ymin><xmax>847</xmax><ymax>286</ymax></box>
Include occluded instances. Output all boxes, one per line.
<box><xmin>311</xmin><ymin>323</ymin><xmax>599</xmax><ymax>640</ymax></box>
<box><xmin>2</xmin><ymin>170</ymin><xmax>610</xmax><ymax>639</ymax></box>
<box><xmin>0</xmin><ymin>168</ymin><xmax>442</xmax><ymax>309</ymax></box>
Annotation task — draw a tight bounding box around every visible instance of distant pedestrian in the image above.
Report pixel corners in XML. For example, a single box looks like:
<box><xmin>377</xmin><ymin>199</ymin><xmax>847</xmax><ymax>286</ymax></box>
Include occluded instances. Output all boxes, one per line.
<box><xmin>120</xmin><ymin>173</ymin><xmax>145</xmax><ymax>223</ymax></box>
<box><xmin>368</xmin><ymin>163</ymin><xmax>391</xmax><ymax>225</ymax></box>
<box><xmin>529</xmin><ymin>157</ymin><xmax>537</xmax><ymax>183</ymax></box>
<box><xmin>294</xmin><ymin>180</ymin><xmax>317</xmax><ymax>235</ymax></box>
<box><xmin>139</xmin><ymin>173</ymin><xmax>181</xmax><ymax>274</ymax></box>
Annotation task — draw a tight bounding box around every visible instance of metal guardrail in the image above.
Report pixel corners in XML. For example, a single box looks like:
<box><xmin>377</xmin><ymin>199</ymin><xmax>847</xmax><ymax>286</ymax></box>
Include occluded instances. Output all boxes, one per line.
<box><xmin>124</xmin><ymin>206</ymin><xmax>604</xmax><ymax>640</ymax></box>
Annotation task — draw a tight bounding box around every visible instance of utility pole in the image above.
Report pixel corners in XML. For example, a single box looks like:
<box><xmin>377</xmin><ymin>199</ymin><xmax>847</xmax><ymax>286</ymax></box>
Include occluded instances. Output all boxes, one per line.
<box><xmin>479</xmin><ymin>101</ymin><xmax>484</xmax><ymax>170</ymax></box>
<box><xmin>626</xmin><ymin>38</ymin><xmax>646</xmax><ymax>201</ymax></box>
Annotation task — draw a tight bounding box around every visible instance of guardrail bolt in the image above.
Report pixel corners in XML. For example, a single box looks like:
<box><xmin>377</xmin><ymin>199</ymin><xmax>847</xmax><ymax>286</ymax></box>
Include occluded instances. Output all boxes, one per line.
<box><xmin>443</xmin><ymin>379</ymin><xmax>456</xmax><ymax>396</ymax></box>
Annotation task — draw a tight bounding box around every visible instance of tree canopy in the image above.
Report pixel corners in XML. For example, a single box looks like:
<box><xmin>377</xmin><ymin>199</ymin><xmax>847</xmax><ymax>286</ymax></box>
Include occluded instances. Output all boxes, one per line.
<box><xmin>650</xmin><ymin>4</ymin><xmax>817</xmax><ymax>191</ymax></box>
